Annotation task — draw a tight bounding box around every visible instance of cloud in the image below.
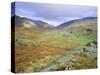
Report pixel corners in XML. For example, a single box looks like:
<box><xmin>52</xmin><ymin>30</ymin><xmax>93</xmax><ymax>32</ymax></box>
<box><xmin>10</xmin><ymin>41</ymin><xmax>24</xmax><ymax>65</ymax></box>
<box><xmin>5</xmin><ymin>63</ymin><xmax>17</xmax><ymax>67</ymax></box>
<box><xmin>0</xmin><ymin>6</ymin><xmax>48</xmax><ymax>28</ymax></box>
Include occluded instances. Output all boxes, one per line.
<box><xmin>16</xmin><ymin>8</ymin><xmax>37</xmax><ymax>18</ymax></box>
<box><xmin>41</xmin><ymin>17</ymin><xmax>80</xmax><ymax>26</ymax></box>
<box><xmin>42</xmin><ymin>20</ymin><xmax>61</xmax><ymax>26</ymax></box>
<box><xmin>14</xmin><ymin>2</ymin><xmax>97</xmax><ymax>26</ymax></box>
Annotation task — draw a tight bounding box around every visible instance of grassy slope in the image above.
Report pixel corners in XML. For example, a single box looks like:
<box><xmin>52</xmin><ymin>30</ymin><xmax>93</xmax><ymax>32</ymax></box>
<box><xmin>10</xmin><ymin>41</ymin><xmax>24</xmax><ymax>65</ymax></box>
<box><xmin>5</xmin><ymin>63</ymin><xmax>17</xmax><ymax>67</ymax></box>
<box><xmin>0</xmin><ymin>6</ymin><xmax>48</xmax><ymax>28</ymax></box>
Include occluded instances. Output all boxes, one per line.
<box><xmin>15</xmin><ymin>20</ymin><xmax>97</xmax><ymax>72</ymax></box>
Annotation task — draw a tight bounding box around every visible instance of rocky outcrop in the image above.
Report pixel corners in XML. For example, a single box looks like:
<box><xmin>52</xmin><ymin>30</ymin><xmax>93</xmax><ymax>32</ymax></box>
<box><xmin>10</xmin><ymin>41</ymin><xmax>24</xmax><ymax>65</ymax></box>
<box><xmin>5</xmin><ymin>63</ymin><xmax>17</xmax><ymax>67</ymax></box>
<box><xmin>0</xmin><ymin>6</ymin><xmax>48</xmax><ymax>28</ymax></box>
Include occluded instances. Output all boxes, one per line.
<box><xmin>40</xmin><ymin>40</ymin><xmax>97</xmax><ymax>71</ymax></box>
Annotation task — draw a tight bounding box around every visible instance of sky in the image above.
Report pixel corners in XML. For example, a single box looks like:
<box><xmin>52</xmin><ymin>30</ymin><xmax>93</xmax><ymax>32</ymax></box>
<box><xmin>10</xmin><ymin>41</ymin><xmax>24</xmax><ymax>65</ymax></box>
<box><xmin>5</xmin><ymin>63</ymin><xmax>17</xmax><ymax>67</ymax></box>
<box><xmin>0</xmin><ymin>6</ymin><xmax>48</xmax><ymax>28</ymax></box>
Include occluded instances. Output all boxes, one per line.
<box><xmin>12</xmin><ymin>2</ymin><xmax>97</xmax><ymax>26</ymax></box>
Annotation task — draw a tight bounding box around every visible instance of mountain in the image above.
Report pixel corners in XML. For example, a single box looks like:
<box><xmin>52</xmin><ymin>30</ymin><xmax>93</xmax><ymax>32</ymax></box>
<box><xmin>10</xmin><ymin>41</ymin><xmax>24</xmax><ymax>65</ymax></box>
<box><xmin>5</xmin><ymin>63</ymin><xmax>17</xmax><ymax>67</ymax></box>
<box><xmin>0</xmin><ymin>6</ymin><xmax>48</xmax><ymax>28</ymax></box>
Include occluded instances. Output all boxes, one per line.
<box><xmin>57</xmin><ymin>17</ymin><xmax>97</xmax><ymax>35</ymax></box>
<box><xmin>11</xmin><ymin>15</ymin><xmax>24</xmax><ymax>27</ymax></box>
<box><xmin>57</xmin><ymin>17</ymin><xmax>97</xmax><ymax>29</ymax></box>
<box><xmin>82</xmin><ymin>17</ymin><xmax>97</xmax><ymax>20</ymax></box>
<box><xmin>11</xmin><ymin>15</ymin><xmax>54</xmax><ymax>29</ymax></box>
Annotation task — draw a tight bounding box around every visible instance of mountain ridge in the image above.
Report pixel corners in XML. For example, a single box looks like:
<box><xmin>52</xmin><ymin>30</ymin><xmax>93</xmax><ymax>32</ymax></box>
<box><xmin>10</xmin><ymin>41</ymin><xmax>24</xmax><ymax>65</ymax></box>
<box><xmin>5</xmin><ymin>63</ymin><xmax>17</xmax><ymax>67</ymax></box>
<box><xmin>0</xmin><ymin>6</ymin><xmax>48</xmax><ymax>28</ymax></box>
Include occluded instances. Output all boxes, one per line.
<box><xmin>57</xmin><ymin>17</ymin><xmax>97</xmax><ymax>29</ymax></box>
<box><xmin>11</xmin><ymin>15</ymin><xmax>97</xmax><ymax>30</ymax></box>
<box><xmin>11</xmin><ymin>15</ymin><xmax>54</xmax><ymax>29</ymax></box>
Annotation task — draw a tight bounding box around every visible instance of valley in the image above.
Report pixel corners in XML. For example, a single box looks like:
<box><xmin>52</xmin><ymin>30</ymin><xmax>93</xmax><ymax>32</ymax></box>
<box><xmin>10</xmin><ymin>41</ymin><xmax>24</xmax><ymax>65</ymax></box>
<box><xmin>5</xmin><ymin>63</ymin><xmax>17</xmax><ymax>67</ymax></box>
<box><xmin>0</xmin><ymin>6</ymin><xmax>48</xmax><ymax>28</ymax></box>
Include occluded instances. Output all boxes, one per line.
<box><xmin>12</xmin><ymin>15</ymin><xmax>97</xmax><ymax>73</ymax></box>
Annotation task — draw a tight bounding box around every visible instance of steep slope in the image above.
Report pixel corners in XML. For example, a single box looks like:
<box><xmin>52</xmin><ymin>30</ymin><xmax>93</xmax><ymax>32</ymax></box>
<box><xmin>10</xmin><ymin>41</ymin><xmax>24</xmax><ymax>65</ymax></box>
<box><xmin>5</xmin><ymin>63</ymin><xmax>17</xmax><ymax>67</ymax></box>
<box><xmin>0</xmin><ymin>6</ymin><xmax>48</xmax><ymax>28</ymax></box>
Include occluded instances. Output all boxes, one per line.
<box><xmin>11</xmin><ymin>15</ymin><xmax>54</xmax><ymax>29</ymax></box>
<box><xmin>57</xmin><ymin>17</ymin><xmax>97</xmax><ymax>35</ymax></box>
<box><xmin>57</xmin><ymin>17</ymin><xmax>97</xmax><ymax>29</ymax></box>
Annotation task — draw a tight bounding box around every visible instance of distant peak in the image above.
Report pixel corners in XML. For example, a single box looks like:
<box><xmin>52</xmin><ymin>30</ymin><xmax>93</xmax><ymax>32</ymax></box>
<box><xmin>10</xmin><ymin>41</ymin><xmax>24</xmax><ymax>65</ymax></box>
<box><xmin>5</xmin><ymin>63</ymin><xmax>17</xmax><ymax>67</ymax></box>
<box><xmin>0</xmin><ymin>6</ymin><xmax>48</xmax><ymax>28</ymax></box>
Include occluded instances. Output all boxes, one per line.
<box><xmin>82</xmin><ymin>17</ymin><xmax>97</xmax><ymax>20</ymax></box>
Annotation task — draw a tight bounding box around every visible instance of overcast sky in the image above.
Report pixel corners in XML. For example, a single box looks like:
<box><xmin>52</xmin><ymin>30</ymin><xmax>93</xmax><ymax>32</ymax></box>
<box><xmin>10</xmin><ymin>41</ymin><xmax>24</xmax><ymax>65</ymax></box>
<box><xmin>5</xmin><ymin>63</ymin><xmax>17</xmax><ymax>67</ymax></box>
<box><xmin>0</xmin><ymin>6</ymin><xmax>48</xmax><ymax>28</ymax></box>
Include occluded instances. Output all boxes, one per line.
<box><xmin>13</xmin><ymin>2</ymin><xmax>97</xmax><ymax>26</ymax></box>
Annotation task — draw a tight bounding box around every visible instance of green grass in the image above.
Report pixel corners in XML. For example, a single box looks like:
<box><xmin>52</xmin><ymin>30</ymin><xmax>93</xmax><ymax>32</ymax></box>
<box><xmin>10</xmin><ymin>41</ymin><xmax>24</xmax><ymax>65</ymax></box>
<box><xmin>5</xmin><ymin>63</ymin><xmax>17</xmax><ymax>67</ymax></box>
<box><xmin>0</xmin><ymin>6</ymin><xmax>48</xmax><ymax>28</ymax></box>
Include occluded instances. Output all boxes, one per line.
<box><xmin>64</xmin><ymin>34</ymin><xmax>96</xmax><ymax>45</ymax></box>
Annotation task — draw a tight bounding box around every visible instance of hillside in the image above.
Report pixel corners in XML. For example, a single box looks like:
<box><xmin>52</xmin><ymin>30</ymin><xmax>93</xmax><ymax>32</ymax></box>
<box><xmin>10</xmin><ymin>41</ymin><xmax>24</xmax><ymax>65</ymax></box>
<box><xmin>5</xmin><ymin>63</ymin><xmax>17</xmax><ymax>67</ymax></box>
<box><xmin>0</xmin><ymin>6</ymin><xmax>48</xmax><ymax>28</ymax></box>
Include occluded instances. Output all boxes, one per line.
<box><xmin>13</xmin><ymin>16</ymin><xmax>97</xmax><ymax>73</ymax></box>
<box><xmin>57</xmin><ymin>17</ymin><xmax>97</xmax><ymax>28</ymax></box>
<box><xmin>11</xmin><ymin>15</ymin><xmax>54</xmax><ymax>30</ymax></box>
